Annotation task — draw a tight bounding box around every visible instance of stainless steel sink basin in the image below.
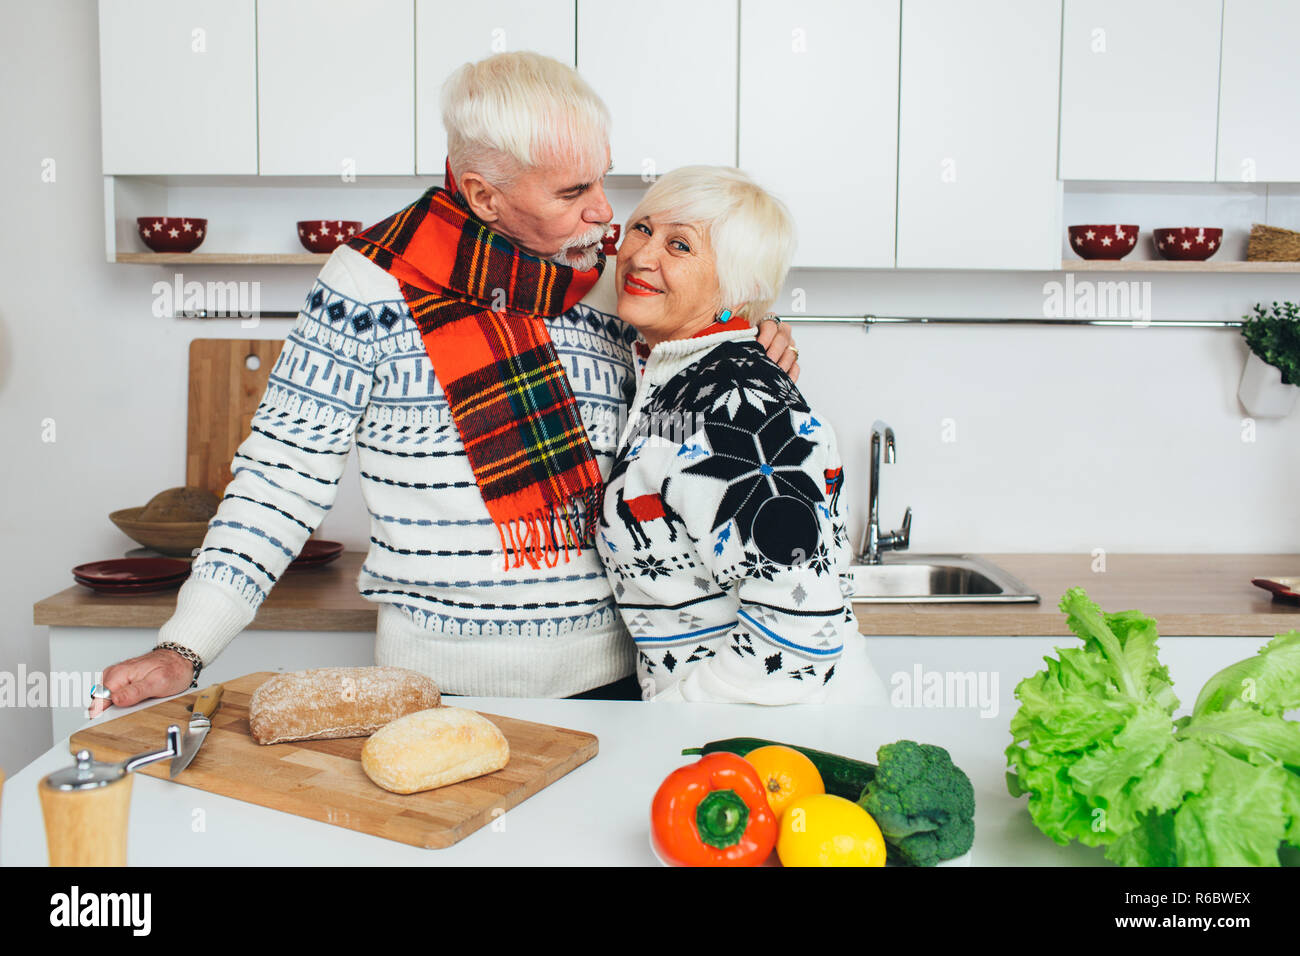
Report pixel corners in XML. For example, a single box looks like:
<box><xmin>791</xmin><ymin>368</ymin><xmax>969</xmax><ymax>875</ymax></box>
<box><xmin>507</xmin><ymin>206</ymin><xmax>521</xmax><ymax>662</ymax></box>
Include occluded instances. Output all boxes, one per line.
<box><xmin>847</xmin><ymin>553</ymin><xmax>1040</xmax><ymax>604</ymax></box>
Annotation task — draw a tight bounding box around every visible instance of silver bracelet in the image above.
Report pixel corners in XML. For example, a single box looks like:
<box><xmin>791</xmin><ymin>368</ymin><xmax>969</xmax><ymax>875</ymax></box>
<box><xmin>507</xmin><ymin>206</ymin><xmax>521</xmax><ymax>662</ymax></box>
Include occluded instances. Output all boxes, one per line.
<box><xmin>155</xmin><ymin>641</ymin><xmax>202</xmax><ymax>688</ymax></box>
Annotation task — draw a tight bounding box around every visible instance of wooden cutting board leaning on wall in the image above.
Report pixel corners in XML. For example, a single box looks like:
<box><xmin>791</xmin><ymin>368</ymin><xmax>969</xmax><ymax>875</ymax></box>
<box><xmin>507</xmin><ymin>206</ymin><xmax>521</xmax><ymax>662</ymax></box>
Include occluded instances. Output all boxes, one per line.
<box><xmin>187</xmin><ymin>339</ymin><xmax>285</xmax><ymax>498</ymax></box>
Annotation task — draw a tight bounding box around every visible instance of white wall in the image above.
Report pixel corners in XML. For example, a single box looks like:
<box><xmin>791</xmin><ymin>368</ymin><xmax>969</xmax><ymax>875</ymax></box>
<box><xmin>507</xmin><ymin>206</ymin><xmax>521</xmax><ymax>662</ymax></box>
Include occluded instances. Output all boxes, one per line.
<box><xmin>2</xmin><ymin>1</ymin><xmax>1298</xmax><ymax>778</ymax></box>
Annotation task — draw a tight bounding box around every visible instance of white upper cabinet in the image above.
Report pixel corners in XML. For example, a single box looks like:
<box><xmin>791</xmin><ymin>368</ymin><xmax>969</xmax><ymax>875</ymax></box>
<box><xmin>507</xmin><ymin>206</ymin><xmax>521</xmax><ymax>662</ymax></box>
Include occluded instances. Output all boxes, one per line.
<box><xmin>416</xmin><ymin>1</ymin><xmax>577</xmax><ymax>175</ymax></box>
<box><xmin>99</xmin><ymin>0</ymin><xmax>257</xmax><ymax>174</ymax></box>
<box><xmin>578</xmin><ymin>0</ymin><xmax>738</xmax><ymax>176</ymax></box>
<box><xmin>739</xmin><ymin>0</ymin><xmax>900</xmax><ymax>269</ymax></box>
<box><xmin>1218</xmin><ymin>0</ymin><xmax>1300</xmax><ymax>183</ymax></box>
<box><xmin>257</xmin><ymin>0</ymin><xmax>415</xmax><ymax>176</ymax></box>
<box><xmin>896</xmin><ymin>0</ymin><xmax>1063</xmax><ymax>270</ymax></box>
<box><xmin>1059</xmin><ymin>0</ymin><xmax>1222</xmax><ymax>182</ymax></box>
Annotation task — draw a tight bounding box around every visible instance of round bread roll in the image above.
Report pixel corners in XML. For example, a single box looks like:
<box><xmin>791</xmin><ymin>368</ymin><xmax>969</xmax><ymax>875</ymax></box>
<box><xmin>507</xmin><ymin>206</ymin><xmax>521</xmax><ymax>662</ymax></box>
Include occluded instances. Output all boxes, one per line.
<box><xmin>361</xmin><ymin>707</ymin><xmax>510</xmax><ymax>794</ymax></box>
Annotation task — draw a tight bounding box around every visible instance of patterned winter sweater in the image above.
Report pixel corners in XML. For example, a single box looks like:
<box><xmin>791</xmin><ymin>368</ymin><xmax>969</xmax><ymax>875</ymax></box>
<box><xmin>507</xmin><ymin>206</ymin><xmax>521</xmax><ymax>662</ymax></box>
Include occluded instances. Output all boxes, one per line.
<box><xmin>157</xmin><ymin>243</ymin><xmax>639</xmax><ymax>697</ymax></box>
<box><xmin>594</xmin><ymin>324</ymin><xmax>861</xmax><ymax>704</ymax></box>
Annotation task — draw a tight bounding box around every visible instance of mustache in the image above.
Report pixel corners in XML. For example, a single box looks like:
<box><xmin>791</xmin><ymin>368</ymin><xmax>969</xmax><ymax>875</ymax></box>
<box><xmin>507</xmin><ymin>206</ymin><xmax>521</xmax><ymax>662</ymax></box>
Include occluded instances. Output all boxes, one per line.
<box><xmin>557</xmin><ymin>224</ymin><xmax>611</xmax><ymax>252</ymax></box>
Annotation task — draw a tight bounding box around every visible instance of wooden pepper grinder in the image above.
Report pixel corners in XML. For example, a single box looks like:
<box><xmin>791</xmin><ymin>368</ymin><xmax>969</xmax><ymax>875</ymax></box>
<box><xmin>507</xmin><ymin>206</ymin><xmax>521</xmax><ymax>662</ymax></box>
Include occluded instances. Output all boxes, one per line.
<box><xmin>38</xmin><ymin>725</ymin><xmax>181</xmax><ymax>867</ymax></box>
<box><xmin>39</xmin><ymin>750</ymin><xmax>135</xmax><ymax>866</ymax></box>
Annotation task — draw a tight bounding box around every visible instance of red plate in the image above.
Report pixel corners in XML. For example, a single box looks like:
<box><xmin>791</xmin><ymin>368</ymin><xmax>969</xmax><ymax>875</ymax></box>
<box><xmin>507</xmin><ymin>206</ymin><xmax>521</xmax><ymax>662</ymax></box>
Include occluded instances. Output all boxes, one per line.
<box><xmin>73</xmin><ymin>570</ymin><xmax>188</xmax><ymax>586</ymax></box>
<box><xmin>288</xmin><ymin>539</ymin><xmax>344</xmax><ymax>570</ymax></box>
<box><xmin>1252</xmin><ymin>577</ymin><xmax>1300</xmax><ymax>604</ymax></box>
<box><xmin>74</xmin><ymin>578</ymin><xmax>188</xmax><ymax>594</ymax></box>
<box><xmin>72</xmin><ymin>558</ymin><xmax>192</xmax><ymax>584</ymax></box>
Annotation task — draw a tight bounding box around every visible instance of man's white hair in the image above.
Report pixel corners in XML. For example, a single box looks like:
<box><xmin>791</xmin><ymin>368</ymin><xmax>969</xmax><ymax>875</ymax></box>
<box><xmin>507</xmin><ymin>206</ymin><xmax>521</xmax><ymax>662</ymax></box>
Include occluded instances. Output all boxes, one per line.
<box><xmin>629</xmin><ymin>166</ymin><xmax>796</xmax><ymax>321</ymax></box>
<box><xmin>441</xmin><ymin>51</ymin><xmax>611</xmax><ymax>190</ymax></box>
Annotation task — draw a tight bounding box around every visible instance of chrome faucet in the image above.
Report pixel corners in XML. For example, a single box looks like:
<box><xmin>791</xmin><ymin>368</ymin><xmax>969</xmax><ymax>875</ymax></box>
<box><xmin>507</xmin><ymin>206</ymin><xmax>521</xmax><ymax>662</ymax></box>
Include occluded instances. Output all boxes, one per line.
<box><xmin>858</xmin><ymin>420</ymin><xmax>911</xmax><ymax>564</ymax></box>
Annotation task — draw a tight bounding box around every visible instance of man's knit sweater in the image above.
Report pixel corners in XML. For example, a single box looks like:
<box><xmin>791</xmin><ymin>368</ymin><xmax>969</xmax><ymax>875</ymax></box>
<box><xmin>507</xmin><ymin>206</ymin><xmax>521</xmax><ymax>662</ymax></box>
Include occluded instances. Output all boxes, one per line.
<box><xmin>594</xmin><ymin>324</ymin><xmax>885</xmax><ymax>705</ymax></box>
<box><xmin>158</xmin><ymin>243</ymin><xmax>639</xmax><ymax>697</ymax></box>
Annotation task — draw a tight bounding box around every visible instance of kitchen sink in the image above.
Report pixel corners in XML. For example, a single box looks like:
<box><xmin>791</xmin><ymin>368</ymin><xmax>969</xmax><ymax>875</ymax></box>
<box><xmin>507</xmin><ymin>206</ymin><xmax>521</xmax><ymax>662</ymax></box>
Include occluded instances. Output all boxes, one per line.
<box><xmin>847</xmin><ymin>553</ymin><xmax>1040</xmax><ymax>604</ymax></box>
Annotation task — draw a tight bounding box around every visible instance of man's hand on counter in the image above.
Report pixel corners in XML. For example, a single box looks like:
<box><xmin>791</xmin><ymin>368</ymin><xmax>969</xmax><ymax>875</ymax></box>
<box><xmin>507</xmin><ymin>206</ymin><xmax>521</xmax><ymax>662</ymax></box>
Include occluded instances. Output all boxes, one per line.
<box><xmin>86</xmin><ymin>648</ymin><xmax>194</xmax><ymax>718</ymax></box>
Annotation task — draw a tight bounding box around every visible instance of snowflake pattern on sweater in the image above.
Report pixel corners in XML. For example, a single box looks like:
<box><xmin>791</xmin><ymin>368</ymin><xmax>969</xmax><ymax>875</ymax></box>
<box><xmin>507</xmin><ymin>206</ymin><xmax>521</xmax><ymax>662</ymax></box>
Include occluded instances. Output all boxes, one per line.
<box><xmin>595</xmin><ymin>330</ymin><xmax>858</xmax><ymax>704</ymax></box>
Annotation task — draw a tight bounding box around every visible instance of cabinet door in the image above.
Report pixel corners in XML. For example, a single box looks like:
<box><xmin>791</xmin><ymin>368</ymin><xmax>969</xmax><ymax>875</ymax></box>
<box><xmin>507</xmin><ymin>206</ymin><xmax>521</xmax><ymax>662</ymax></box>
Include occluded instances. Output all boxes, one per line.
<box><xmin>416</xmin><ymin>1</ymin><xmax>576</xmax><ymax>175</ymax></box>
<box><xmin>257</xmin><ymin>0</ymin><xmax>415</xmax><ymax>176</ymax></box>
<box><xmin>577</xmin><ymin>0</ymin><xmax>738</xmax><ymax>175</ymax></box>
<box><xmin>739</xmin><ymin>0</ymin><xmax>899</xmax><ymax>269</ymax></box>
<box><xmin>896</xmin><ymin>0</ymin><xmax>1063</xmax><ymax>270</ymax></box>
<box><xmin>99</xmin><ymin>0</ymin><xmax>257</xmax><ymax>174</ymax></box>
<box><xmin>1218</xmin><ymin>0</ymin><xmax>1300</xmax><ymax>183</ymax></box>
<box><xmin>1059</xmin><ymin>0</ymin><xmax>1222</xmax><ymax>181</ymax></box>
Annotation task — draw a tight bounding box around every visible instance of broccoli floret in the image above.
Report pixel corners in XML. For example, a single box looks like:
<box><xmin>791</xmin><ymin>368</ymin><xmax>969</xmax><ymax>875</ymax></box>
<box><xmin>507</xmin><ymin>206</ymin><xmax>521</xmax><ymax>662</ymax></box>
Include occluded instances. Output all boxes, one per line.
<box><xmin>857</xmin><ymin>740</ymin><xmax>975</xmax><ymax>866</ymax></box>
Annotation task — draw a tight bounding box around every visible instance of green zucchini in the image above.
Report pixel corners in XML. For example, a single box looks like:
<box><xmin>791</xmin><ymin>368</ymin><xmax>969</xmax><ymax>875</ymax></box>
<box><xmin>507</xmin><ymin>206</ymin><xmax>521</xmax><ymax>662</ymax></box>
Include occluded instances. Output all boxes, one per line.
<box><xmin>681</xmin><ymin>737</ymin><xmax>877</xmax><ymax>802</ymax></box>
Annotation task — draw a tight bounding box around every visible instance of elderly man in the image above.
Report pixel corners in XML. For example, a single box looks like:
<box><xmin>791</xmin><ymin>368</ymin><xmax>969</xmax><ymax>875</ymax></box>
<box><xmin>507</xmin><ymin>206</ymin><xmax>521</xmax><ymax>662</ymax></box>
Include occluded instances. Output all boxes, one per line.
<box><xmin>88</xmin><ymin>51</ymin><xmax>799</xmax><ymax>716</ymax></box>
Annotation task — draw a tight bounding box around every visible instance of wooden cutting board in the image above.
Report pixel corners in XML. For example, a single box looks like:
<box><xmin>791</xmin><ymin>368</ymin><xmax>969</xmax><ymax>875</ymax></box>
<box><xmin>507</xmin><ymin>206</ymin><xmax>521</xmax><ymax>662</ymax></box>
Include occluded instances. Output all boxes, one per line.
<box><xmin>187</xmin><ymin>339</ymin><xmax>285</xmax><ymax>498</ymax></box>
<box><xmin>69</xmin><ymin>673</ymin><xmax>599</xmax><ymax>849</ymax></box>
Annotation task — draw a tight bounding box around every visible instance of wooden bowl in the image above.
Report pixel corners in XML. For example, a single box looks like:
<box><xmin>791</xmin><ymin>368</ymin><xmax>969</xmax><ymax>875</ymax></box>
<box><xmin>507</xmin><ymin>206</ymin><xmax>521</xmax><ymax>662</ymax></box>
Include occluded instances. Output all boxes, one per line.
<box><xmin>109</xmin><ymin>507</ymin><xmax>208</xmax><ymax>557</ymax></box>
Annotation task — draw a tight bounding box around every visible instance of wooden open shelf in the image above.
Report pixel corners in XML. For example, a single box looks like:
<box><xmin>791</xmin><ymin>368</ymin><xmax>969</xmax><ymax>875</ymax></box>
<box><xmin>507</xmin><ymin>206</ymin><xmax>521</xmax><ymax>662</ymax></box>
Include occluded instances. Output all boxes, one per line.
<box><xmin>1061</xmin><ymin>259</ymin><xmax>1300</xmax><ymax>272</ymax></box>
<box><xmin>116</xmin><ymin>253</ymin><xmax>1300</xmax><ymax>272</ymax></box>
<box><xmin>116</xmin><ymin>252</ymin><xmax>329</xmax><ymax>265</ymax></box>
<box><xmin>117</xmin><ymin>253</ymin><xmax>1300</xmax><ymax>271</ymax></box>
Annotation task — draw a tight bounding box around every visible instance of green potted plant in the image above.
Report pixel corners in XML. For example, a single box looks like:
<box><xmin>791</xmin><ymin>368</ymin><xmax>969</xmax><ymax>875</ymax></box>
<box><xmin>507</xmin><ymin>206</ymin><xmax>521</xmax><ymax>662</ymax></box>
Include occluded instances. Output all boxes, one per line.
<box><xmin>1238</xmin><ymin>300</ymin><xmax>1300</xmax><ymax>417</ymax></box>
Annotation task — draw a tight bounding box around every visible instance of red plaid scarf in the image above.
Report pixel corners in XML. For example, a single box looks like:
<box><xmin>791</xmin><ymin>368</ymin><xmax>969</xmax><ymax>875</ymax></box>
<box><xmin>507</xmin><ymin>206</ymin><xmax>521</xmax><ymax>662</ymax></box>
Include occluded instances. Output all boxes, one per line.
<box><xmin>344</xmin><ymin>176</ymin><xmax>605</xmax><ymax>571</ymax></box>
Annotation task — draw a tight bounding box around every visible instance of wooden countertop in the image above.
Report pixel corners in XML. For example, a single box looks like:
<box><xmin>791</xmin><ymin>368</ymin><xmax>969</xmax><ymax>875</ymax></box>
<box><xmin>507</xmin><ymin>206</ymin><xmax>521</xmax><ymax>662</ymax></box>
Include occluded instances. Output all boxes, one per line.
<box><xmin>34</xmin><ymin>552</ymin><xmax>1300</xmax><ymax>637</ymax></box>
<box><xmin>37</xmin><ymin>552</ymin><xmax>379</xmax><ymax>632</ymax></box>
<box><xmin>853</xmin><ymin>553</ymin><xmax>1300</xmax><ymax>636</ymax></box>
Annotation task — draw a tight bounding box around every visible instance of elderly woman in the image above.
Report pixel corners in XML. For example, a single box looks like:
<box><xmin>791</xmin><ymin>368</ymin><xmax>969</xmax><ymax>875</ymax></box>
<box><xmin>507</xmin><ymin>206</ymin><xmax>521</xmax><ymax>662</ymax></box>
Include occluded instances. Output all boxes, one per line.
<box><xmin>595</xmin><ymin>166</ymin><xmax>886</xmax><ymax>705</ymax></box>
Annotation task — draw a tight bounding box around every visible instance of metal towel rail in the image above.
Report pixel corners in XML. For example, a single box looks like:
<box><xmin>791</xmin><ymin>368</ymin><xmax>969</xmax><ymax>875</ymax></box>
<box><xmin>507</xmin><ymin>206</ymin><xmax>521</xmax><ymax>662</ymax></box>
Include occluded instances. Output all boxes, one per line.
<box><xmin>175</xmin><ymin>310</ymin><xmax>1245</xmax><ymax>329</ymax></box>
<box><xmin>176</xmin><ymin>310</ymin><xmax>299</xmax><ymax>319</ymax></box>
<box><xmin>780</xmin><ymin>314</ymin><xmax>1244</xmax><ymax>330</ymax></box>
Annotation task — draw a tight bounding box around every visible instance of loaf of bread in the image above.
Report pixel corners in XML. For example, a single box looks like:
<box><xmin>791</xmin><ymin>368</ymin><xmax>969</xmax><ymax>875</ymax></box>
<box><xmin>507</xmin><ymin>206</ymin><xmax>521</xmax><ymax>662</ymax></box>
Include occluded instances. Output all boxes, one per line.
<box><xmin>361</xmin><ymin>707</ymin><xmax>510</xmax><ymax>794</ymax></box>
<box><xmin>138</xmin><ymin>485</ymin><xmax>219</xmax><ymax>522</ymax></box>
<box><xmin>248</xmin><ymin>666</ymin><xmax>441</xmax><ymax>745</ymax></box>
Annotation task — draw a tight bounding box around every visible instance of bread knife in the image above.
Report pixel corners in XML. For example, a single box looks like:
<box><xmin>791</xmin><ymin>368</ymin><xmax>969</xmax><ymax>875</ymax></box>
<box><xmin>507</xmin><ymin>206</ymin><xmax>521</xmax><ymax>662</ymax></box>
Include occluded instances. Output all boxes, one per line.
<box><xmin>170</xmin><ymin>683</ymin><xmax>223</xmax><ymax>778</ymax></box>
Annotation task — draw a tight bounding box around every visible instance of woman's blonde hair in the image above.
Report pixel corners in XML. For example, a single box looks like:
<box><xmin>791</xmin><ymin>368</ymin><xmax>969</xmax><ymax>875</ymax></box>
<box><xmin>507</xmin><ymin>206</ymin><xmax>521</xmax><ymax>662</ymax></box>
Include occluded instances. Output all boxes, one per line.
<box><xmin>628</xmin><ymin>166</ymin><xmax>796</xmax><ymax>320</ymax></box>
<box><xmin>440</xmin><ymin>51</ymin><xmax>611</xmax><ymax>189</ymax></box>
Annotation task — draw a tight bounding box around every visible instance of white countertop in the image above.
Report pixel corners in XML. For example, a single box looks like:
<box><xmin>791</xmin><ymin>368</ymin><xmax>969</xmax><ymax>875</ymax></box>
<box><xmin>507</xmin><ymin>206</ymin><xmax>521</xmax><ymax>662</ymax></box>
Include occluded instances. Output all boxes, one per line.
<box><xmin>0</xmin><ymin>635</ymin><xmax>1267</xmax><ymax>866</ymax></box>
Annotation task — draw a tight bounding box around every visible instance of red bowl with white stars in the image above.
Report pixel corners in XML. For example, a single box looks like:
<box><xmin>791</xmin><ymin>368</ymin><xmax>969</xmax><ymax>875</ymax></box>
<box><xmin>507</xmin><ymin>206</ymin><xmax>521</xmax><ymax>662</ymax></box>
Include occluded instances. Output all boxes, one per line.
<box><xmin>137</xmin><ymin>217</ymin><xmax>206</xmax><ymax>253</ymax></box>
<box><xmin>1152</xmin><ymin>226</ymin><xmax>1222</xmax><ymax>261</ymax></box>
<box><xmin>298</xmin><ymin>220</ymin><xmax>362</xmax><ymax>253</ymax></box>
<box><xmin>601</xmin><ymin>223</ymin><xmax>621</xmax><ymax>256</ymax></box>
<box><xmin>1067</xmin><ymin>224</ymin><xmax>1138</xmax><ymax>260</ymax></box>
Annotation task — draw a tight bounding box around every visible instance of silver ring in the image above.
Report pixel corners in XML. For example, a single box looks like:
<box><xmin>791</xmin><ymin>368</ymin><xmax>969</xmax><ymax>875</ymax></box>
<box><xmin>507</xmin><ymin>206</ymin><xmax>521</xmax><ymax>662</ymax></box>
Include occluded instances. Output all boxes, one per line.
<box><xmin>89</xmin><ymin>684</ymin><xmax>112</xmax><ymax>701</ymax></box>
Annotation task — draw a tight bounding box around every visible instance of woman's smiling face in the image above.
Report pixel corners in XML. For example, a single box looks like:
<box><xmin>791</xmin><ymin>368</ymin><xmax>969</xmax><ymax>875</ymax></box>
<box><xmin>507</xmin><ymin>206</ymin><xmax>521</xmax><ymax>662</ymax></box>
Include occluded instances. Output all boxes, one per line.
<box><xmin>616</xmin><ymin>214</ymin><xmax>722</xmax><ymax>346</ymax></box>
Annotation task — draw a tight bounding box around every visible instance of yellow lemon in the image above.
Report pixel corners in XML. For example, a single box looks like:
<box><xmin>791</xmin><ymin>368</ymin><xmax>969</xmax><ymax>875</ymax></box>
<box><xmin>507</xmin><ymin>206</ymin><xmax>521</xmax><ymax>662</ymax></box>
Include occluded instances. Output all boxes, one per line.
<box><xmin>777</xmin><ymin>793</ymin><xmax>887</xmax><ymax>866</ymax></box>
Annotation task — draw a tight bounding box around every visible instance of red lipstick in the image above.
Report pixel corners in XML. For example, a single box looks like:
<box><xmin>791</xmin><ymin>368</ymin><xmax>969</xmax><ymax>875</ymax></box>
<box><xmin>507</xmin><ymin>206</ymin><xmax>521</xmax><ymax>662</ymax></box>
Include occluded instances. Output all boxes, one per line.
<box><xmin>623</xmin><ymin>274</ymin><xmax>663</xmax><ymax>296</ymax></box>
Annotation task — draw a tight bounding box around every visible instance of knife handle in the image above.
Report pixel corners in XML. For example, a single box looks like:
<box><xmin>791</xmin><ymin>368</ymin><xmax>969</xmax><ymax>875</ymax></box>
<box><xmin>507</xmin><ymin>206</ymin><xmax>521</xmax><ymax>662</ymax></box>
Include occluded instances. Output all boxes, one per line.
<box><xmin>191</xmin><ymin>684</ymin><xmax>224</xmax><ymax>719</ymax></box>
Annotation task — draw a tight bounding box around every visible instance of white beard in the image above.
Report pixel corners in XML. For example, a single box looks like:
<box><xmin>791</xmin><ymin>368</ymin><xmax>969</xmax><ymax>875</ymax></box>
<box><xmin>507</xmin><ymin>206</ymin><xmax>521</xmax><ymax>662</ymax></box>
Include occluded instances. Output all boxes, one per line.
<box><xmin>550</xmin><ymin>245</ymin><xmax>601</xmax><ymax>272</ymax></box>
<box><xmin>546</xmin><ymin>225</ymin><xmax>609</xmax><ymax>272</ymax></box>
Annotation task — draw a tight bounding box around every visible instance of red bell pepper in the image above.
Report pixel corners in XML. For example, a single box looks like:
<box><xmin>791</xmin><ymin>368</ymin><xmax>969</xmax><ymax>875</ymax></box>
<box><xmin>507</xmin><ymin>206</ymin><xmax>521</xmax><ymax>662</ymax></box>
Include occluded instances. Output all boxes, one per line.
<box><xmin>650</xmin><ymin>752</ymin><xmax>777</xmax><ymax>866</ymax></box>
